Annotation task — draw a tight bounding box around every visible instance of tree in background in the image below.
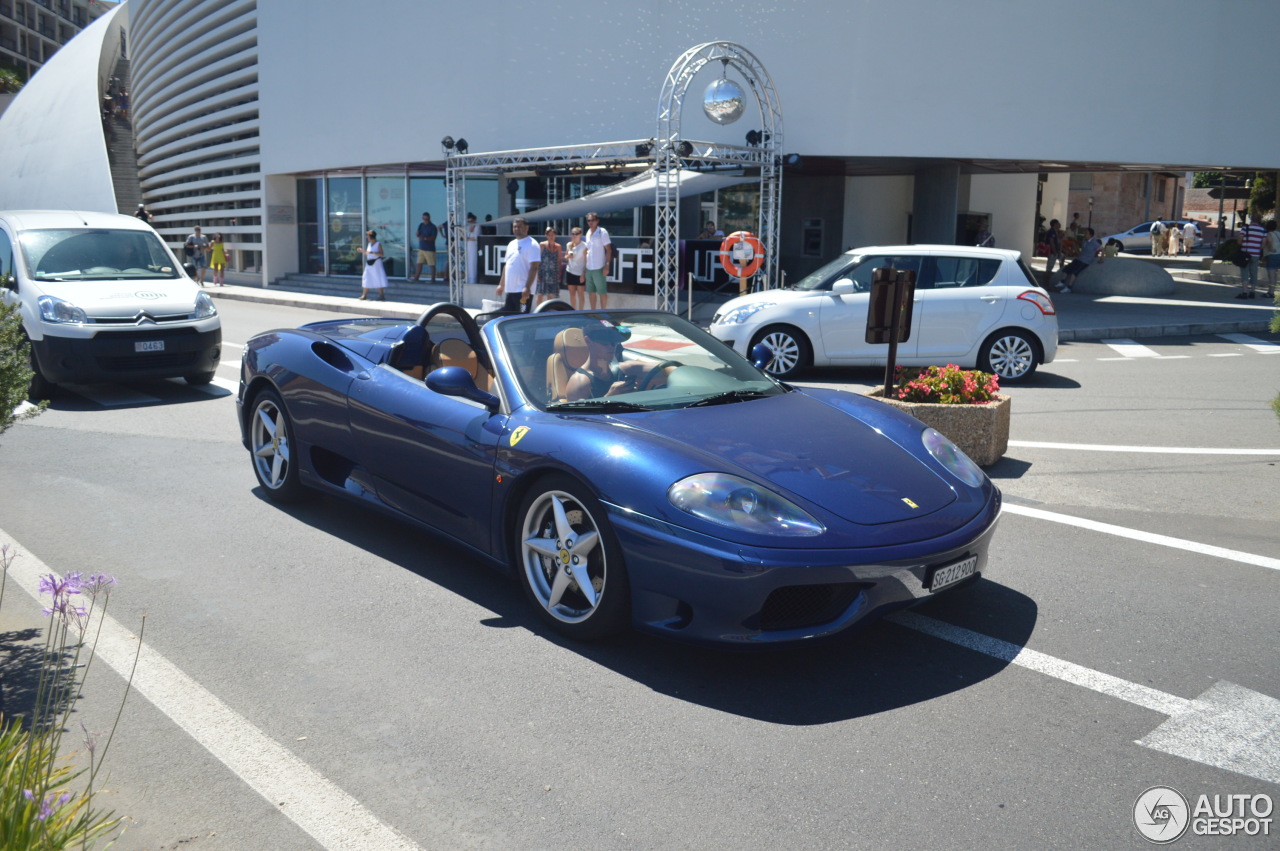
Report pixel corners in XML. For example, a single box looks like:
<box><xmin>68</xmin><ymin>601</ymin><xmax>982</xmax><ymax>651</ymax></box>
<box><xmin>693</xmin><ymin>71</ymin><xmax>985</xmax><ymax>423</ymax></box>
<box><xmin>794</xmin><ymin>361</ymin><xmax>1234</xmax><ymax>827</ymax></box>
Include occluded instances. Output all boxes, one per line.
<box><xmin>0</xmin><ymin>61</ymin><xmax>23</xmax><ymax>94</ymax></box>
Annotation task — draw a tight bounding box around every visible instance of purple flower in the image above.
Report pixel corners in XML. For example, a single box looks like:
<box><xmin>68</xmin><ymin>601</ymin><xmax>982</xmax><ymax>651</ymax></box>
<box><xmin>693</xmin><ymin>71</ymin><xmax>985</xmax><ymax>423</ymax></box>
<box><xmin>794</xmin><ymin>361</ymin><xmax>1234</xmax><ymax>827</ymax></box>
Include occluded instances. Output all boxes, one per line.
<box><xmin>23</xmin><ymin>790</ymin><xmax>71</xmax><ymax>821</ymax></box>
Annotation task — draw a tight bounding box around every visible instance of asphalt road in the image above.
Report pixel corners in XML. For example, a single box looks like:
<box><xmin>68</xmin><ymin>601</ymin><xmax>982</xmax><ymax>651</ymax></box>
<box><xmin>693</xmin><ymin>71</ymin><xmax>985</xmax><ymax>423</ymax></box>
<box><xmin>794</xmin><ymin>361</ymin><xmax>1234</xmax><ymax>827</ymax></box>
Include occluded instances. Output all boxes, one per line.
<box><xmin>0</xmin><ymin>300</ymin><xmax>1277</xmax><ymax>850</ymax></box>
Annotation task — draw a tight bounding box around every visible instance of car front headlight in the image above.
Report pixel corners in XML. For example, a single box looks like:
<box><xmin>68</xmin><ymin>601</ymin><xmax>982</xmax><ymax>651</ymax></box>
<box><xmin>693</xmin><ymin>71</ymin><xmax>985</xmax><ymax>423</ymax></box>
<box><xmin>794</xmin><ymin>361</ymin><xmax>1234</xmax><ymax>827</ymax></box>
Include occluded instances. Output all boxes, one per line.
<box><xmin>37</xmin><ymin>295</ymin><xmax>87</xmax><ymax>324</ymax></box>
<box><xmin>715</xmin><ymin>302</ymin><xmax>776</xmax><ymax>325</ymax></box>
<box><xmin>921</xmin><ymin>428</ymin><xmax>985</xmax><ymax>488</ymax></box>
<box><xmin>668</xmin><ymin>472</ymin><xmax>825</xmax><ymax>537</ymax></box>
<box><xmin>192</xmin><ymin>290</ymin><xmax>218</xmax><ymax>319</ymax></box>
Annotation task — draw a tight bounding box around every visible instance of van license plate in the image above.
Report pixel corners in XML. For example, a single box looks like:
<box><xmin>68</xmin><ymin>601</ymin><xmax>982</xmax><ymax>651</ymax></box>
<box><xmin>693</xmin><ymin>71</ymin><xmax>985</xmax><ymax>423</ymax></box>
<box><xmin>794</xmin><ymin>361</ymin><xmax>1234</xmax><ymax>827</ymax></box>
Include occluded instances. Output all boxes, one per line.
<box><xmin>135</xmin><ymin>340</ymin><xmax>165</xmax><ymax>352</ymax></box>
<box><xmin>927</xmin><ymin>555</ymin><xmax>978</xmax><ymax>592</ymax></box>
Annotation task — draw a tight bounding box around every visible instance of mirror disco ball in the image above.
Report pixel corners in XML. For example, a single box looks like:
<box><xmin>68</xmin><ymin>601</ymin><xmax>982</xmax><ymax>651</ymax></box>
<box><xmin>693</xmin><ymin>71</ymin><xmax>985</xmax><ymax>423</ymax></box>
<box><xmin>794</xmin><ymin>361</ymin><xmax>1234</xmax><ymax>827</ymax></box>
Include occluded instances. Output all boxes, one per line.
<box><xmin>703</xmin><ymin>78</ymin><xmax>745</xmax><ymax>125</ymax></box>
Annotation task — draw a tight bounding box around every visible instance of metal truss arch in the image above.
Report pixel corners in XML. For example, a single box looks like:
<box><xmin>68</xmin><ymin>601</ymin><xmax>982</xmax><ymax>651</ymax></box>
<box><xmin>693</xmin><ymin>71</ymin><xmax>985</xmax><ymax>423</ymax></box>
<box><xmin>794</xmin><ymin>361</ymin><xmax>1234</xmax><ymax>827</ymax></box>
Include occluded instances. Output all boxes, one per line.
<box><xmin>655</xmin><ymin>41</ymin><xmax>784</xmax><ymax>312</ymax></box>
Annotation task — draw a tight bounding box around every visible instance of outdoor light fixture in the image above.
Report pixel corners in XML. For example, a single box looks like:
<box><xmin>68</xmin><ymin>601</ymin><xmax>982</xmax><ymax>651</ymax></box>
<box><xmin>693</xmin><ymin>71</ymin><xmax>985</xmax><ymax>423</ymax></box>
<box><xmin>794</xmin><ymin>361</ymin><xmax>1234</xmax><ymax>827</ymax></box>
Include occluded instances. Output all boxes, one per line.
<box><xmin>782</xmin><ymin>153</ymin><xmax>802</xmax><ymax>168</ymax></box>
<box><xmin>455</xmin><ymin>138</ymin><xmax>468</xmax><ymax>154</ymax></box>
<box><xmin>675</xmin><ymin>140</ymin><xmax>694</xmax><ymax>157</ymax></box>
<box><xmin>635</xmin><ymin>141</ymin><xmax>653</xmax><ymax>157</ymax></box>
<box><xmin>745</xmin><ymin>130</ymin><xmax>761</xmax><ymax>146</ymax></box>
<box><xmin>441</xmin><ymin>136</ymin><xmax>455</xmax><ymax>152</ymax></box>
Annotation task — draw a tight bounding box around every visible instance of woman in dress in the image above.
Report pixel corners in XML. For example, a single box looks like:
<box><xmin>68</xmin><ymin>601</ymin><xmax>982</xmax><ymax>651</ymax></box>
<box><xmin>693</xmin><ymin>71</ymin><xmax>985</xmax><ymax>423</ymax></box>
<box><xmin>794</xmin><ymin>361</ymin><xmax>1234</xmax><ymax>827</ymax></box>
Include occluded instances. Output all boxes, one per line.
<box><xmin>356</xmin><ymin>229</ymin><xmax>387</xmax><ymax>300</ymax></box>
<box><xmin>535</xmin><ymin>227</ymin><xmax>564</xmax><ymax>308</ymax></box>
<box><xmin>465</xmin><ymin>213</ymin><xmax>480</xmax><ymax>284</ymax></box>
<box><xmin>563</xmin><ymin>226</ymin><xmax>587</xmax><ymax>309</ymax></box>
<box><xmin>209</xmin><ymin>233</ymin><xmax>226</xmax><ymax>286</ymax></box>
<box><xmin>1166</xmin><ymin>224</ymin><xmax>1181</xmax><ymax>258</ymax></box>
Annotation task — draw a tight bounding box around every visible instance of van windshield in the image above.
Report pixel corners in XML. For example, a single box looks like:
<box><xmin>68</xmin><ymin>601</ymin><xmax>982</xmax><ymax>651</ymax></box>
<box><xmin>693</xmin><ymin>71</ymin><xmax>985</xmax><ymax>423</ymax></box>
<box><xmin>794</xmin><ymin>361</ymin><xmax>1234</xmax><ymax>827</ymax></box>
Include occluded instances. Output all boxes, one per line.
<box><xmin>18</xmin><ymin>229</ymin><xmax>181</xmax><ymax>281</ymax></box>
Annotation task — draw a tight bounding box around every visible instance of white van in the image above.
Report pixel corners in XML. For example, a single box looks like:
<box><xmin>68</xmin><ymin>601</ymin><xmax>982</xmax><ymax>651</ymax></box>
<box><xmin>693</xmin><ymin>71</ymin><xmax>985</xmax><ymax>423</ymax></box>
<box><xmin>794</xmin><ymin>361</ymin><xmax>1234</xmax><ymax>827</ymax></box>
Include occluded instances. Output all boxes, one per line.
<box><xmin>0</xmin><ymin>210</ymin><xmax>221</xmax><ymax>397</ymax></box>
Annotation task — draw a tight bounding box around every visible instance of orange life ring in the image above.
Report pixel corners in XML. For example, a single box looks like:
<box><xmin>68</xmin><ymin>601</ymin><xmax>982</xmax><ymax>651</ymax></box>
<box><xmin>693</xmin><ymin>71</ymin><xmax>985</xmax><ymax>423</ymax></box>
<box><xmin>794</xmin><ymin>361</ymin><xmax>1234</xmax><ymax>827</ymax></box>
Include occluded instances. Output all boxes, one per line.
<box><xmin>719</xmin><ymin>231</ymin><xmax>765</xmax><ymax>278</ymax></box>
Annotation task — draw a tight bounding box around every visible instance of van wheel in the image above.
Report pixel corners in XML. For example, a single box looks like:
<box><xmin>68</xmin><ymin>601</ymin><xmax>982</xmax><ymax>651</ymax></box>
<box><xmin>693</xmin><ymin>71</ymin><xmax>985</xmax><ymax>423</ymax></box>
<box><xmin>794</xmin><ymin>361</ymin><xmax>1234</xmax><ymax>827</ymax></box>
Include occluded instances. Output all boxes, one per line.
<box><xmin>26</xmin><ymin>340</ymin><xmax>56</xmax><ymax>401</ymax></box>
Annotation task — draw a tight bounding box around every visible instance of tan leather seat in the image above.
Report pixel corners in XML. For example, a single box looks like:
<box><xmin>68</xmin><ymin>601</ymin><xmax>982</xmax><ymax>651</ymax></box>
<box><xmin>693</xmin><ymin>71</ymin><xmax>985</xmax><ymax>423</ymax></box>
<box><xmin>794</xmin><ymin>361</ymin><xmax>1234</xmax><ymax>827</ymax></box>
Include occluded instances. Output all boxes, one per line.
<box><xmin>546</xmin><ymin>328</ymin><xmax>588</xmax><ymax>402</ymax></box>
<box><xmin>434</xmin><ymin>337</ymin><xmax>492</xmax><ymax>390</ymax></box>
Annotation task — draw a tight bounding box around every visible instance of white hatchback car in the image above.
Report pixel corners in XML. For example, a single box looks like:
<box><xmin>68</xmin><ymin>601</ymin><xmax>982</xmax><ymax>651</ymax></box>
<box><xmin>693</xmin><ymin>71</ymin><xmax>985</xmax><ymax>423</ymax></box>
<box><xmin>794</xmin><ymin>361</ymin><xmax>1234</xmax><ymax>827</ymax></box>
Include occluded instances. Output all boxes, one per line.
<box><xmin>708</xmin><ymin>245</ymin><xmax>1057</xmax><ymax>382</ymax></box>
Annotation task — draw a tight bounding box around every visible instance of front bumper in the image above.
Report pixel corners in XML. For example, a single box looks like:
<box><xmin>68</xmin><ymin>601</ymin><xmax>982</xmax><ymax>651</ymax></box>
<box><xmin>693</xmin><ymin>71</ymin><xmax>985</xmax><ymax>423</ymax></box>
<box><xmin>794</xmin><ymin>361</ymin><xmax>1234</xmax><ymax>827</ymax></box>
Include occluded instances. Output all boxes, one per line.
<box><xmin>32</xmin><ymin>325</ymin><xmax>222</xmax><ymax>384</ymax></box>
<box><xmin>607</xmin><ymin>493</ymin><xmax>1001</xmax><ymax>646</ymax></box>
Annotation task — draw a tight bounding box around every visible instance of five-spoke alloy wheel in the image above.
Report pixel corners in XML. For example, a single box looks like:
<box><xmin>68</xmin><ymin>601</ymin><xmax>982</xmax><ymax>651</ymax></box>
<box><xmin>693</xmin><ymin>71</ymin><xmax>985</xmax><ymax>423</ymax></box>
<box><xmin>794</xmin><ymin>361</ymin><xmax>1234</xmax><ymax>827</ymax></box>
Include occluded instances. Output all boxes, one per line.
<box><xmin>249</xmin><ymin>389</ymin><xmax>306</xmax><ymax>502</ymax></box>
<box><xmin>516</xmin><ymin>474</ymin><xmax>628</xmax><ymax>640</ymax></box>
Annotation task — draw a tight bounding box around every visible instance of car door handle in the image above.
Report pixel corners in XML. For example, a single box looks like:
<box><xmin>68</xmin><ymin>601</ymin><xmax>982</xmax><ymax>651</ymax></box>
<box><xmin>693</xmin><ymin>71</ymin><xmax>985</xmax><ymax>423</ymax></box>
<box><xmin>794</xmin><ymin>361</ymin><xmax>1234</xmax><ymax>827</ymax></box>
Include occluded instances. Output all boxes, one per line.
<box><xmin>979</xmin><ymin>295</ymin><xmax>1001</xmax><ymax>302</ymax></box>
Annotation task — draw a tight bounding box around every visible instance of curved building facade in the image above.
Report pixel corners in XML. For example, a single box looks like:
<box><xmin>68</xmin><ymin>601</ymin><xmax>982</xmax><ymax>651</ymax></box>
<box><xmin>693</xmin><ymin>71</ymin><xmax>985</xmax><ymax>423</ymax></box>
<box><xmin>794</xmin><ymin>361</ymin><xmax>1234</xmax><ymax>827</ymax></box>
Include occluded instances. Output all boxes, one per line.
<box><xmin>0</xmin><ymin>0</ymin><xmax>1276</xmax><ymax>295</ymax></box>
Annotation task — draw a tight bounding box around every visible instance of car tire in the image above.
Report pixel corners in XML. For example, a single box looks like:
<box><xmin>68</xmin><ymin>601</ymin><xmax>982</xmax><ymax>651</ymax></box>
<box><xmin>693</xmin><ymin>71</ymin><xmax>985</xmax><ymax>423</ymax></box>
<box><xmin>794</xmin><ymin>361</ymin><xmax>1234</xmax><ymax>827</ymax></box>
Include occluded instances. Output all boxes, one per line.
<box><xmin>979</xmin><ymin>329</ymin><xmax>1040</xmax><ymax>382</ymax></box>
<box><xmin>514</xmin><ymin>474</ymin><xmax>630</xmax><ymax>641</ymax></box>
<box><xmin>26</xmin><ymin>337</ymin><xmax>56</xmax><ymax>401</ymax></box>
<box><xmin>248</xmin><ymin>388</ymin><xmax>307</xmax><ymax>503</ymax></box>
<box><xmin>750</xmin><ymin>325</ymin><xmax>812</xmax><ymax>379</ymax></box>
<box><xmin>185</xmin><ymin>371</ymin><xmax>216</xmax><ymax>386</ymax></box>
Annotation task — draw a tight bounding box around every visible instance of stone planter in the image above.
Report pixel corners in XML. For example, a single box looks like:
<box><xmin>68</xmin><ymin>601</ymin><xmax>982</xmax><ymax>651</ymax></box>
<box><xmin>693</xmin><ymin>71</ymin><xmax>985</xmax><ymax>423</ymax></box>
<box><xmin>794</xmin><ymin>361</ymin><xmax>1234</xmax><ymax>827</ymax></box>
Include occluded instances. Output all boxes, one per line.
<box><xmin>867</xmin><ymin>390</ymin><xmax>1011</xmax><ymax>466</ymax></box>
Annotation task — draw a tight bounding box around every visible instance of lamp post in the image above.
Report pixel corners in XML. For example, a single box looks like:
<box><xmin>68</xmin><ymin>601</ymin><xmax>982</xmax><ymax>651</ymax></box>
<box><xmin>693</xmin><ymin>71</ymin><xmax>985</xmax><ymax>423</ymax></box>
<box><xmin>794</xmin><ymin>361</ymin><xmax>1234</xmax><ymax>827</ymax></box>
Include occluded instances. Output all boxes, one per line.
<box><xmin>1087</xmin><ymin>196</ymin><xmax>1094</xmax><ymax>230</ymax></box>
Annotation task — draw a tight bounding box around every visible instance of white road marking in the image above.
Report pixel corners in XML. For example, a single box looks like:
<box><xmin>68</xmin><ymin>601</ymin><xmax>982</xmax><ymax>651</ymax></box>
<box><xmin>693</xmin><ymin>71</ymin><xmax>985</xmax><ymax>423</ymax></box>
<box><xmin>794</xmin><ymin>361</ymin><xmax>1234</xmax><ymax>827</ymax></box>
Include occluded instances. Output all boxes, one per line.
<box><xmin>1008</xmin><ymin>440</ymin><xmax>1280</xmax><ymax>456</ymax></box>
<box><xmin>1218</xmin><ymin>332</ymin><xmax>1280</xmax><ymax>353</ymax></box>
<box><xmin>889</xmin><ymin>612</ymin><xmax>1280</xmax><ymax>784</ymax></box>
<box><xmin>1002</xmin><ymin>503</ymin><xmax>1280</xmax><ymax>571</ymax></box>
<box><xmin>1209</xmin><ymin>353</ymin><xmax>1244</xmax><ymax>357</ymax></box>
<box><xmin>1101</xmin><ymin>338</ymin><xmax>1161</xmax><ymax>358</ymax></box>
<box><xmin>0</xmin><ymin>529</ymin><xmax>429</xmax><ymax>851</ymax></box>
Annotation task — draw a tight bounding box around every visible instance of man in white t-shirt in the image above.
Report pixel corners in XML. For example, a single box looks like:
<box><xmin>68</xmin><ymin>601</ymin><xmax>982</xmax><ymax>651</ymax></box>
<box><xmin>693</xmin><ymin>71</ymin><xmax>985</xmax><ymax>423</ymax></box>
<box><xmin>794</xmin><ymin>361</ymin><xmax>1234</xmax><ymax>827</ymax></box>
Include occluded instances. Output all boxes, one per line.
<box><xmin>496</xmin><ymin>217</ymin><xmax>540</xmax><ymax>312</ymax></box>
<box><xmin>583</xmin><ymin>211</ymin><xmax>612</xmax><ymax>309</ymax></box>
<box><xmin>1181</xmin><ymin>221</ymin><xmax>1197</xmax><ymax>256</ymax></box>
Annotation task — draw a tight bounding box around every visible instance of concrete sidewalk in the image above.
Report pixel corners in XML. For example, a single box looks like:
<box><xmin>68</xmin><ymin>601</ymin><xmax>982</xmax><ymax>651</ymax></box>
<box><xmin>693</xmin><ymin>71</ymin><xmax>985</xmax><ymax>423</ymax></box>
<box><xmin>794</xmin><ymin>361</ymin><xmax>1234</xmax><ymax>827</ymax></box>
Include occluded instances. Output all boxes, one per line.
<box><xmin>209</xmin><ymin>266</ymin><xmax>1278</xmax><ymax>343</ymax></box>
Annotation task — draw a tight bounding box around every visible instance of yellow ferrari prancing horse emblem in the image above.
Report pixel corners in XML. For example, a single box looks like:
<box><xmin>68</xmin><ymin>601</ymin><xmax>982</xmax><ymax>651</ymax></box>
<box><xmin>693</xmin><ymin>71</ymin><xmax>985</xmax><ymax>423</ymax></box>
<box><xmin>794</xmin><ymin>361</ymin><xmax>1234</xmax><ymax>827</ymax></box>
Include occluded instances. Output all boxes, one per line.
<box><xmin>901</xmin><ymin>497</ymin><xmax>919</xmax><ymax>509</ymax></box>
<box><xmin>509</xmin><ymin>426</ymin><xmax>530</xmax><ymax>446</ymax></box>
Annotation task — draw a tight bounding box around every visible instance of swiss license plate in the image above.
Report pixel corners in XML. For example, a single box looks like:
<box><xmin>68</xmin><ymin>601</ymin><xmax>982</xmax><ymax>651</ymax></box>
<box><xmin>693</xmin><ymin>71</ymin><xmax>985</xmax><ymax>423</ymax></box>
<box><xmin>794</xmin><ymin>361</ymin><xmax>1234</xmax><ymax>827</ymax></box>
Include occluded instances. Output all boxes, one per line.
<box><xmin>927</xmin><ymin>554</ymin><xmax>978</xmax><ymax>592</ymax></box>
<box><xmin>134</xmin><ymin>340</ymin><xmax>165</xmax><ymax>353</ymax></box>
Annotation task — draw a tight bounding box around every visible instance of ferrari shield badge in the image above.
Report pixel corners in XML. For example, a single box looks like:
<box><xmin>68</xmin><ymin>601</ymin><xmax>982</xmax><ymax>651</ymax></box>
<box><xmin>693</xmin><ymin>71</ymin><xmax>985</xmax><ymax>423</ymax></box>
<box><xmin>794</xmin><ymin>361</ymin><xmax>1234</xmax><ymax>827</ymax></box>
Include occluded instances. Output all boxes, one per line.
<box><xmin>901</xmin><ymin>497</ymin><xmax>919</xmax><ymax>509</ymax></box>
<box><xmin>509</xmin><ymin>426</ymin><xmax>530</xmax><ymax>446</ymax></box>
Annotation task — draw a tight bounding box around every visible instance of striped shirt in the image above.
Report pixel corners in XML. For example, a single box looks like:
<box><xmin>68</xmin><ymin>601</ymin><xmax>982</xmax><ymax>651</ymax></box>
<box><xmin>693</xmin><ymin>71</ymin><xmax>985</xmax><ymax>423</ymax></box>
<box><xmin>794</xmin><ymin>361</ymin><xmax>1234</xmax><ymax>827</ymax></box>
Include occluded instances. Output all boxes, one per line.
<box><xmin>1239</xmin><ymin>224</ymin><xmax>1267</xmax><ymax>257</ymax></box>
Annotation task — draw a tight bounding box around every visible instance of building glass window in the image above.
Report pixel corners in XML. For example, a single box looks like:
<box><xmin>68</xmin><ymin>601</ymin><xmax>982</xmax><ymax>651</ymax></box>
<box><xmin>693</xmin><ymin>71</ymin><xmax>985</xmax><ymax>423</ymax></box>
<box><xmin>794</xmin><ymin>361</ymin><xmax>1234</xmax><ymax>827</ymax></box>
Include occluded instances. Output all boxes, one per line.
<box><xmin>367</xmin><ymin>176</ymin><xmax>406</xmax><ymax>278</ymax></box>
<box><xmin>297</xmin><ymin>177</ymin><xmax>322</xmax><ymax>274</ymax></box>
<box><xmin>326</xmin><ymin>177</ymin><xmax>361</xmax><ymax>276</ymax></box>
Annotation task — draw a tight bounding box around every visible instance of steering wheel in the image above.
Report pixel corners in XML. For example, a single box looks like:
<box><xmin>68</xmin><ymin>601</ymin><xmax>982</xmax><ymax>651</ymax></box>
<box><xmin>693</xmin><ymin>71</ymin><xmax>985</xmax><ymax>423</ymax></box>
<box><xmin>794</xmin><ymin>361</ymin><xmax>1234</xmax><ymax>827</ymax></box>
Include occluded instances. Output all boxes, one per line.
<box><xmin>637</xmin><ymin>360</ymin><xmax>681</xmax><ymax>391</ymax></box>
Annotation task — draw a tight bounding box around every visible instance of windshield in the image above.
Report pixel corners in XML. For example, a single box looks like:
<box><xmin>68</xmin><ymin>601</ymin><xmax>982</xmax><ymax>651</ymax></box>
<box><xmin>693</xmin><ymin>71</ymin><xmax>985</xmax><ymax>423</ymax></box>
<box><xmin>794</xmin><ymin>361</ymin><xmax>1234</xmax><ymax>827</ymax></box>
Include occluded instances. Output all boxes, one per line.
<box><xmin>791</xmin><ymin>253</ymin><xmax>861</xmax><ymax>291</ymax></box>
<box><xmin>18</xmin><ymin>228</ymin><xmax>181</xmax><ymax>281</ymax></box>
<box><xmin>496</xmin><ymin>310</ymin><xmax>786</xmax><ymax>412</ymax></box>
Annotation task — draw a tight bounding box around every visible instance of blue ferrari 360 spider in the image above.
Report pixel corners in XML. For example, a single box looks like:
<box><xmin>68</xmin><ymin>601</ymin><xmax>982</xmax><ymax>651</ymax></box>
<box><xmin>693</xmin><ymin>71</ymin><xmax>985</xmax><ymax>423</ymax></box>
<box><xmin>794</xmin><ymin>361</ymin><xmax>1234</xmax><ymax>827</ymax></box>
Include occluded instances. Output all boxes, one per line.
<box><xmin>238</xmin><ymin>303</ymin><xmax>1001</xmax><ymax>646</ymax></box>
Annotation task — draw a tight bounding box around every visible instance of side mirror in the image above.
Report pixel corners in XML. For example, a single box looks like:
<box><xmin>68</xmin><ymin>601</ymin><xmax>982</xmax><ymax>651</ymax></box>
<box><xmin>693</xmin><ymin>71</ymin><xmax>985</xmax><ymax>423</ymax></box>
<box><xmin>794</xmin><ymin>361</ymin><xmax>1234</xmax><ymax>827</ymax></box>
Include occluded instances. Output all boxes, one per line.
<box><xmin>749</xmin><ymin>342</ymin><xmax>773</xmax><ymax>370</ymax></box>
<box><xmin>830</xmin><ymin>278</ymin><xmax>855</xmax><ymax>294</ymax></box>
<box><xmin>427</xmin><ymin>365</ymin><xmax>499</xmax><ymax>411</ymax></box>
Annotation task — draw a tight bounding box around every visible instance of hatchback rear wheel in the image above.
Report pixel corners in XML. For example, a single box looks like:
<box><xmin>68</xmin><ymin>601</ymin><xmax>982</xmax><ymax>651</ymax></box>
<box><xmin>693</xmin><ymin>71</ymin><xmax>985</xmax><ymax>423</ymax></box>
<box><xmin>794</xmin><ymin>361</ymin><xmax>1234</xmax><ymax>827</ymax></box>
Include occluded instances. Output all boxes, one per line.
<box><xmin>979</xmin><ymin>329</ymin><xmax>1039</xmax><ymax>382</ymax></box>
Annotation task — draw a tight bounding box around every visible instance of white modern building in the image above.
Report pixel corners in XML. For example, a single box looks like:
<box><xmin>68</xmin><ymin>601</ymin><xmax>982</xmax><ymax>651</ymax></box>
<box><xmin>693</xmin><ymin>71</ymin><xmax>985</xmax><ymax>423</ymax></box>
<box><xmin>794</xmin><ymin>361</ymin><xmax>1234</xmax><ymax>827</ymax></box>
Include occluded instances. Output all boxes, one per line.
<box><xmin>0</xmin><ymin>0</ymin><xmax>1276</xmax><ymax>306</ymax></box>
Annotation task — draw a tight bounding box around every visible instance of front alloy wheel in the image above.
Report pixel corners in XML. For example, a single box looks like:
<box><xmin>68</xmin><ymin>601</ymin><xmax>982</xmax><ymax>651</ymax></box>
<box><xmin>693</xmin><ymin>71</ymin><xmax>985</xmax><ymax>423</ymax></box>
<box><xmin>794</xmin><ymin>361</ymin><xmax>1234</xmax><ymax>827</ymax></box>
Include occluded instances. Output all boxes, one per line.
<box><xmin>516</xmin><ymin>475</ymin><xmax>628</xmax><ymax>640</ymax></box>
<box><xmin>751</xmin><ymin>326</ymin><xmax>811</xmax><ymax>379</ymax></box>
<box><xmin>249</xmin><ymin>389</ymin><xmax>306</xmax><ymax>502</ymax></box>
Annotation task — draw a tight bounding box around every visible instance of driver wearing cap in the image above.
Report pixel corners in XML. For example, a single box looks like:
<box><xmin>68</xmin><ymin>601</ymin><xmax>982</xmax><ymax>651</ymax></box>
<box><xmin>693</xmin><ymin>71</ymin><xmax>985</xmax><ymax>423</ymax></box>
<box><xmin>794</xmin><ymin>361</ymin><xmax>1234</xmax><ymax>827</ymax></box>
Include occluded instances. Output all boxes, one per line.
<box><xmin>565</xmin><ymin>321</ymin><xmax>674</xmax><ymax>401</ymax></box>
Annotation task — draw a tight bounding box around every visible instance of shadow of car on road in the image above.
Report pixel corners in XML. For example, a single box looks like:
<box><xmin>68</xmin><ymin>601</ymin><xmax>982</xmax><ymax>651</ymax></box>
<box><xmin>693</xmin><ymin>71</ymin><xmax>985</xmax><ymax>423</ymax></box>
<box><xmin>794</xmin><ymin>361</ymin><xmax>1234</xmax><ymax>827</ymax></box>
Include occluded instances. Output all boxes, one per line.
<box><xmin>261</xmin><ymin>489</ymin><xmax>1038</xmax><ymax>727</ymax></box>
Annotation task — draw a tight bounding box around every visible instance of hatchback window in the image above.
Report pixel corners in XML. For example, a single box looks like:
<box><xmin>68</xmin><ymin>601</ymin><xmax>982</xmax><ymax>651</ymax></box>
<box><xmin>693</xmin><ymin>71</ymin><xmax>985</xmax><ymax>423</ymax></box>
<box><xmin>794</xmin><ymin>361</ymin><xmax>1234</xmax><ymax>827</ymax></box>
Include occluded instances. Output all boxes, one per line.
<box><xmin>931</xmin><ymin>257</ymin><xmax>1001</xmax><ymax>288</ymax></box>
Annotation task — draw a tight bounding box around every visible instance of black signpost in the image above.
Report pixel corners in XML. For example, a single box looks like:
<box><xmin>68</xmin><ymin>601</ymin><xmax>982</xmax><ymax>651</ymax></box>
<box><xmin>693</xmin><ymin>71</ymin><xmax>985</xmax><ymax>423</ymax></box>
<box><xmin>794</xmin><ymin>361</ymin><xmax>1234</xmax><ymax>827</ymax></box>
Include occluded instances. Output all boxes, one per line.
<box><xmin>865</xmin><ymin>267</ymin><xmax>916</xmax><ymax>397</ymax></box>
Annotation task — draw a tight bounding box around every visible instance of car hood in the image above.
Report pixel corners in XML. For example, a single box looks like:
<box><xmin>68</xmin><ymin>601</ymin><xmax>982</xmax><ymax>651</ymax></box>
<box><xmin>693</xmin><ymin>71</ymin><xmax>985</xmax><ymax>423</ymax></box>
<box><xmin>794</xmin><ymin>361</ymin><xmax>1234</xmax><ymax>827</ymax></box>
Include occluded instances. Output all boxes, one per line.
<box><xmin>620</xmin><ymin>390</ymin><xmax>958</xmax><ymax>526</ymax></box>
<box><xmin>716</xmin><ymin>288</ymin><xmax>818</xmax><ymax>314</ymax></box>
<box><xmin>32</xmin><ymin>279</ymin><xmax>203</xmax><ymax>317</ymax></box>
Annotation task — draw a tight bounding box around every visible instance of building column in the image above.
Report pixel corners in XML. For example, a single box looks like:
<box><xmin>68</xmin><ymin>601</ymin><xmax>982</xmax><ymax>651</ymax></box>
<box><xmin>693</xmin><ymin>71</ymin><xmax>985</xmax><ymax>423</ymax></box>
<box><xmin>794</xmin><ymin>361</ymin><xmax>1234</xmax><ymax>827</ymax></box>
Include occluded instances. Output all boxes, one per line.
<box><xmin>911</xmin><ymin>164</ymin><xmax>961</xmax><ymax>245</ymax></box>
